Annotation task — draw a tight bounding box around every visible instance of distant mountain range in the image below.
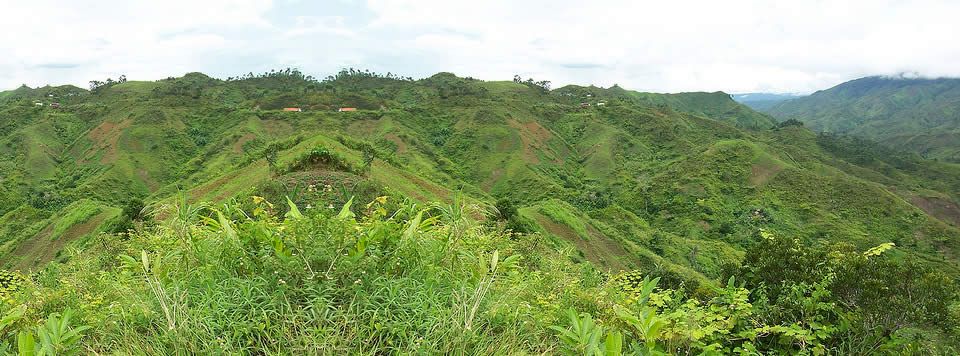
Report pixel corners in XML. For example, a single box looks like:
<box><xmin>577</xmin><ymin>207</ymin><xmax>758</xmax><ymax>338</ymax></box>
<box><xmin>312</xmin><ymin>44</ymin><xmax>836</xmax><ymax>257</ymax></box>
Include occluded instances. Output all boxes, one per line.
<box><xmin>765</xmin><ymin>76</ymin><xmax>960</xmax><ymax>162</ymax></box>
<box><xmin>731</xmin><ymin>92</ymin><xmax>805</xmax><ymax>111</ymax></box>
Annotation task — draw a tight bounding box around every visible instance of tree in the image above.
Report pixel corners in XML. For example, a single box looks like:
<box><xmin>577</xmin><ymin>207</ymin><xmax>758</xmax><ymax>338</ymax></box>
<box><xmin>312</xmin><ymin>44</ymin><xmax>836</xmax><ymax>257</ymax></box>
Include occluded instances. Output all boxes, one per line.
<box><xmin>265</xmin><ymin>146</ymin><xmax>279</xmax><ymax>172</ymax></box>
<box><xmin>494</xmin><ymin>198</ymin><xmax>521</xmax><ymax>222</ymax></box>
<box><xmin>362</xmin><ymin>147</ymin><xmax>376</xmax><ymax>174</ymax></box>
<box><xmin>89</xmin><ymin>77</ymin><xmax>121</xmax><ymax>92</ymax></box>
<box><xmin>775</xmin><ymin>119</ymin><xmax>804</xmax><ymax>129</ymax></box>
<box><xmin>122</xmin><ymin>198</ymin><xmax>145</xmax><ymax>221</ymax></box>
<box><xmin>512</xmin><ymin>75</ymin><xmax>551</xmax><ymax>92</ymax></box>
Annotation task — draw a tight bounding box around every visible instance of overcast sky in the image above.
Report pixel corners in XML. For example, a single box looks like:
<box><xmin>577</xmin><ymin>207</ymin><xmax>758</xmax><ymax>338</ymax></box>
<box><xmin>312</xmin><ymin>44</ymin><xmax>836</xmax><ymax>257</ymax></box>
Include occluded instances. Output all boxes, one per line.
<box><xmin>2</xmin><ymin>0</ymin><xmax>958</xmax><ymax>94</ymax></box>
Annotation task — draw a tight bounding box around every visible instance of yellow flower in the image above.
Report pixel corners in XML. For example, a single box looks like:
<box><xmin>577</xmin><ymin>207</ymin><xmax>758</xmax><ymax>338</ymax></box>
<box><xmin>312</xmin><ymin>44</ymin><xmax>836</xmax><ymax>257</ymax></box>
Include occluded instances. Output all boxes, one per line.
<box><xmin>251</xmin><ymin>196</ymin><xmax>274</xmax><ymax>209</ymax></box>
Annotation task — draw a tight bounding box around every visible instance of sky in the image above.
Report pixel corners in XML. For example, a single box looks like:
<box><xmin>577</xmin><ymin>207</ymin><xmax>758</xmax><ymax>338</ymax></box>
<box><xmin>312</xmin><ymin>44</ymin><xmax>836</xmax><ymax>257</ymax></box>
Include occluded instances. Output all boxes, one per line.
<box><xmin>1</xmin><ymin>0</ymin><xmax>958</xmax><ymax>94</ymax></box>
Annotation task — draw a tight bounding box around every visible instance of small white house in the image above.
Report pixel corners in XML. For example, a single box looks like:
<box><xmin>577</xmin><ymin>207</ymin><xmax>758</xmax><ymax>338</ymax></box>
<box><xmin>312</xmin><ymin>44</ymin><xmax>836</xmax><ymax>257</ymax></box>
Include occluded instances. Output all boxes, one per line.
<box><xmin>34</xmin><ymin>102</ymin><xmax>43</xmax><ymax>107</ymax></box>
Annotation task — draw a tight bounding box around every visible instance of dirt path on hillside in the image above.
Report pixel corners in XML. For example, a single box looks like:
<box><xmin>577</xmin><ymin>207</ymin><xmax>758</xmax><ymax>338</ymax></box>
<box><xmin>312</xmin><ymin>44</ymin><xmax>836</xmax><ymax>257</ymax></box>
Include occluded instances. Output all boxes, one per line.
<box><xmin>233</xmin><ymin>133</ymin><xmax>257</xmax><ymax>153</ymax></box>
<box><xmin>11</xmin><ymin>212</ymin><xmax>109</xmax><ymax>272</ymax></box>
<box><xmin>384</xmin><ymin>133</ymin><xmax>407</xmax><ymax>155</ymax></box>
<box><xmin>191</xmin><ymin>169</ymin><xmax>246</xmax><ymax>201</ymax></box>
<box><xmin>531</xmin><ymin>212</ymin><xmax>634</xmax><ymax>272</ymax></box>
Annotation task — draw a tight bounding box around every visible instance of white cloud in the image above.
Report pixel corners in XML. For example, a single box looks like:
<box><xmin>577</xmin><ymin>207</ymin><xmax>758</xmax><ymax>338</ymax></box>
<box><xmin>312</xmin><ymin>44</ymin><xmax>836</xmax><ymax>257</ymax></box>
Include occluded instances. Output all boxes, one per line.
<box><xmin>2</xmin><ymin>0</ymin><xmax>959</xmax><ymax>93</ymax></box>
<box><xmin>362</xmin><ymin>0</ymin><xmax>960</xmax><ymax>93</ymax></box>
<box><xmin>284</xmin><ymin>16</ymin><xmax>356</xmax><ymax>37</ymax></box>
<box><xmin>0</xmin><ymin>0</ymin><xmax>272</xmax><ymax>88</ymax></box>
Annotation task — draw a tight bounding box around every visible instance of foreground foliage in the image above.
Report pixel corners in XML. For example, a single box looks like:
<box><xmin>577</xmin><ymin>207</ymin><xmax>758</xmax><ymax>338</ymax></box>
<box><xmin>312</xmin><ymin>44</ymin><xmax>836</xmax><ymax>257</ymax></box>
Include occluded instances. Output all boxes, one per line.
<box><xmin>1</xmin><ymin>195</ymin><xmax>957</xmax><ymax>354</ymax></box>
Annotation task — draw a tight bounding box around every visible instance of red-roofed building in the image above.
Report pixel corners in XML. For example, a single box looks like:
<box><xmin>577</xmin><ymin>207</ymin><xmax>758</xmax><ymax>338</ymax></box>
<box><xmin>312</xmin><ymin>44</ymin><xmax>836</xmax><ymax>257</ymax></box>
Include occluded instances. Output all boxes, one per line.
<box><xmin>283</xmin><ymin>108</ymin><xmax>302</xmax><ymax>112</ymax></box>
<box><xmin>338</xmin><ymin>107</ymin><xmax>357</xmax><ymax>112</ymax></box>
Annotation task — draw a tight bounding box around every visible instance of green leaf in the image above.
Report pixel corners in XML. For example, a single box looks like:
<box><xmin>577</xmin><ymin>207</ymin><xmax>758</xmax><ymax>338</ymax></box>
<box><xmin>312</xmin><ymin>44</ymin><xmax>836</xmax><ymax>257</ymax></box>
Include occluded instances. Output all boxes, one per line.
<box><xmin>0</xmin><ymin>305</ymin><xmax>26</xmax><ymax>332</ymax></box>
<box><xmin>549</xmin><ymin>325</ymin><xmax>579</xmax><ymax>346</ymax></box>
<box><xmin>140</xmin><ymin>250</ymin><xmax>150</xmax><ymax>273</ymax></box>
<box><xmin>17</xmin><ymin>330</ymin><xmax>35</xmax><ymax>356</ymax></box>
<box><xmin>604</xmin><ymin>331</ymin><xmax>623</xmax><ymax>356</ymax></box>
<box><xmin>403</xmin><ymin>210</ymin><xmax>423</xmax><ymax>240</ymax></box>
<box><xmin>217</xmin><ymin>210</ymin><xmax>237</xmax><ymax>240</ymax></box>
<box><xmin>337</xmin><ymin>197</ymin><xmax>355</xmax><ymax>220</ymax></box>
<box><xmin>285</xmin><ymin>196</ymin><xmax>303</xmax><ymax>220</ymax></box>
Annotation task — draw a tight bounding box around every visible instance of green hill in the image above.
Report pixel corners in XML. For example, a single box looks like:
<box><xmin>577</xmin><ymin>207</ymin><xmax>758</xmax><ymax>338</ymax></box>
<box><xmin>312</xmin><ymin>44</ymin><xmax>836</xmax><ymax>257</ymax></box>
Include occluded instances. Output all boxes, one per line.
<box><xmin>766</xmin><ymin>76</ymin><xmax>960</xmax><ymax>162</ymax></box>
<box><xmin>557</xmin><ymin>85</ymin><xmax>778</xmax><ymax>129</ymax></box>
<box><xmin>1</xmin><ymin>70</ymin><xmax>959</xmax><ymax>353</ymax></box>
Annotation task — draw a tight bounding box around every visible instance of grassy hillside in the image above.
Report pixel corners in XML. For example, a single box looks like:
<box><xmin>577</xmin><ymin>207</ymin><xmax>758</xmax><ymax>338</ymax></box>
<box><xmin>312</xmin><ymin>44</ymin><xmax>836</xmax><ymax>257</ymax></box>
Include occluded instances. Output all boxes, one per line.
<box><xmin>766</xmin><ymin>76</ymin><xmax>960</xmax><ymax>162</ymax></box>
<box><xmin>1</xmin><ymin>69</ymin><xmax>959</xmax><ymax>353</ymax></box>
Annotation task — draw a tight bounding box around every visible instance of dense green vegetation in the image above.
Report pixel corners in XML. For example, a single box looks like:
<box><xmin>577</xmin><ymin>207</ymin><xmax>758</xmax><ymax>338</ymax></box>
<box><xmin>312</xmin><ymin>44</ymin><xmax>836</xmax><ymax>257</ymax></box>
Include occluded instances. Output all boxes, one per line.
<box><xmin>1</xmin><ymin>69</ymin><xmax>959</xmax><ymax>353</ymax></box>
<box><xmin>766</xmin><ymin>76</ymin><xmax>960</xmax><ymax>162</ymax></box>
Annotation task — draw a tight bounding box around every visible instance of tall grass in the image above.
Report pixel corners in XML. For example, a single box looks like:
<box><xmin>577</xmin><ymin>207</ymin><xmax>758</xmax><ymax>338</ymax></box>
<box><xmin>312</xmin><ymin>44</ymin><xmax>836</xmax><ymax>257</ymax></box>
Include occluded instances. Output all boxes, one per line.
<box><xmin>1</xmin><ymin>195</ymin><xmax>594</xmax><ymax>353</ymax></box>
<box><xmin>2</xmin><ymin>195</ymin><xmax>957</xmax><ymax>354</ymax></box>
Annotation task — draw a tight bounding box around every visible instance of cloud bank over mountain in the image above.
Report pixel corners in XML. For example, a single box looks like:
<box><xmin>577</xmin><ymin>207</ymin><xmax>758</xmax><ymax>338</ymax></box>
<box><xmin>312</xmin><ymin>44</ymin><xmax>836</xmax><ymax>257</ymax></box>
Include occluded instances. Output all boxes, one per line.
<box><xmin>3</xmin><ymin>0</ymin><xmax>959</xmax><ymax>93</ymax></box>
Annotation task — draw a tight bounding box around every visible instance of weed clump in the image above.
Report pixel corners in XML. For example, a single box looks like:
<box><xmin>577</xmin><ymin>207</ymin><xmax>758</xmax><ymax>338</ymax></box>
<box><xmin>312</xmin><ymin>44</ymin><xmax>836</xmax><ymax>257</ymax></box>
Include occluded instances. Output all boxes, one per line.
<box><xmin>0</xmin><ymin>270</ymin><xmax>26</xmax><ymax>302</ymax></box>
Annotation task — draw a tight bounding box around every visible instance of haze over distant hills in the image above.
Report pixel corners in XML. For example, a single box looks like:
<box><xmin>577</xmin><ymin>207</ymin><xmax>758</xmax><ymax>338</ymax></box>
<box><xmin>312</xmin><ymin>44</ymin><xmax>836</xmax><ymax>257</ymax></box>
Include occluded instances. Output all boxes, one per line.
<box><xmin>731</xmin><ymin>92</ymin><xmax>806</xmax><ymax>111</ymax></box>
<box><xmin>765</xmin><ymin>76</ymin><xmax>960</xmax><ymax>162</ymax></box>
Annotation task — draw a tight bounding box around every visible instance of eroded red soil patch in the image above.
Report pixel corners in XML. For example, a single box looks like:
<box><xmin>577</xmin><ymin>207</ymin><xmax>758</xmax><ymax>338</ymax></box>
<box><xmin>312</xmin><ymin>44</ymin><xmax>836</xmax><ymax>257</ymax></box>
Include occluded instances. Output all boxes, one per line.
<box><xmin>532</xmin><ymin>212</ymin><xmax>634</xmax><ymax>272</ymax></box>
<box><xmin>190</xmin><ymin>169</ymin><xmax>245</xmax><ymax>201</ymax></box>
<box><xmin>262</xmin><ymin>119</ymin><xmax>293</xmax><ymax>137</ymax></box>
<box><xmin>86</xmin><ymin>118</ymin><xmax>133</xmax><ymax>164</ymax></box>
<box><xmin>11</xmin><ymin>212</ymin><xmax>109</xmax><ymax>272</ymax></box>
<box><xmin>482</xmin><ymin>168</ymin><xmax>504</xmax><ymax>191</ymax></box>
<box><xmin>384</xmin><ymin>133</ymin><xmax>407</xmax><ymax>155</ymax></box>
<box><xmin>137</xmin><ymin>168</ymin><xmax>159</xmax><ymax>191</ymax></box>
<box><xmin>749</xmin><ymin>162</ymin><xmax>783</xmax><ymax>186</ymax></box>
<box><xmin>507</xmin><ymin>119</ymin><xmax>548</xmax><ymax>164</ymax></box>
<box><xmin>233</xmin><ymin>133</ymin><xmax>257</xmax><ymax>153</ymax></box>
<box><xmin>911</xmin><ymin>195</ymin><xmax>960</xmax><ymax>227</ymax></box>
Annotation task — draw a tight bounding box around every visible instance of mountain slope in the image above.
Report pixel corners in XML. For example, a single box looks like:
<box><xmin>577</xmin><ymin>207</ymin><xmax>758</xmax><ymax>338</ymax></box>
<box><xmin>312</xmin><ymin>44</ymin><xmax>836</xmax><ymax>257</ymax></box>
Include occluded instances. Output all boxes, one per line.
<box><xmin>1</xmin><ymin>70</ymin><xmax>959</xmax><ymax>352</ymax></box>
<box><xmin>558</xmin><ymin>85</ymin><xmax>778</xmax><ymax>129</ymax></box>
<box><xmin>766</xmin><ymin>76</ymin><xmax>960</xmax><ymax>162</ymax></box>
<box><xmin>2</xmin><ymin>70</ymin><xmax>958</xmax><ymax>274</ymax></box>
